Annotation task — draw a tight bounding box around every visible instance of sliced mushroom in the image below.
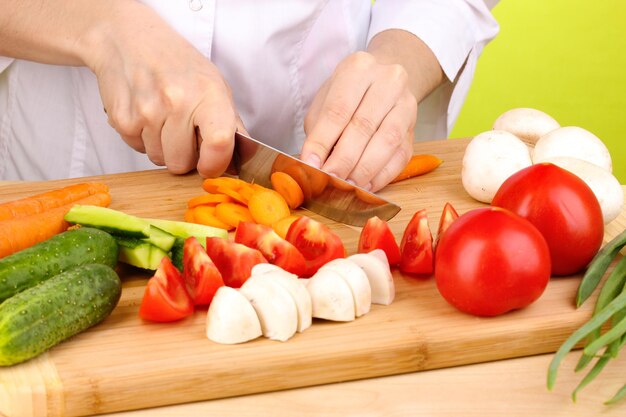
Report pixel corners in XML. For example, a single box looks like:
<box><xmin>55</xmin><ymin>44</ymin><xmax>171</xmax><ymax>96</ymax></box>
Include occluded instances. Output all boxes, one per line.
<box><xmin>319</xmin><ymin>258</ymin><xmax>371</xmax><ymax>317</ymax></box>
<box><xmin>348</xmin><ymin>249</ymin><xmax>395</xmax><ymax>305</ymax></box>
<box><xmin>307</xmin><ymin>268</ymin><xmax>355</xmax><ymax>322</ymax></box>
<box><xmin>206</xmin><ymin>286</ymin><xmax>262</xmax><ymax>344</ymax></box>
<box><xmin>240</xmin><ymin>275</ymin><xmax>298</xmax><ymax>341</ymax></box>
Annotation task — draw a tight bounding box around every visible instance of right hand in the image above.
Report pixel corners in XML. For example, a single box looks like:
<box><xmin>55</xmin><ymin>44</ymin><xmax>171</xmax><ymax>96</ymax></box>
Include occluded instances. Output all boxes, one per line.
<box><xmin>85</xmin><ymin>2</ymin><xmax>244</xmax><ymax>177</ymax></box>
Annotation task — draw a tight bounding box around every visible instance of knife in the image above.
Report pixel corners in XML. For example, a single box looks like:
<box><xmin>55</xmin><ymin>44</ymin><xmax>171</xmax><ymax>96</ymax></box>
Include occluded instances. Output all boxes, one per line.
<box><xmin>233</xmin><ymin>132</ymin><xmax>400</xmax><ymax>226</ymax></box>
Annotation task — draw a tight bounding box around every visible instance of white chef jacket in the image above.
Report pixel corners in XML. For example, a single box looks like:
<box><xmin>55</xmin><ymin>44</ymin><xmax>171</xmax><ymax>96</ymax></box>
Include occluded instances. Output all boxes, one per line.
<box><xmin>0</xmin><ymin>0</ymin><xmax>499</xmax><ymax>181</ymax></box>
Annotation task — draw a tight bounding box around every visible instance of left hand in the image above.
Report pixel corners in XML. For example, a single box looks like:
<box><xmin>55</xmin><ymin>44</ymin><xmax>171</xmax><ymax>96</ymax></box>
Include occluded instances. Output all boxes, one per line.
<box><xmin>300</xmin><ymin>51</ymin><xmax>417</xmax><ymax>192</ymax></box>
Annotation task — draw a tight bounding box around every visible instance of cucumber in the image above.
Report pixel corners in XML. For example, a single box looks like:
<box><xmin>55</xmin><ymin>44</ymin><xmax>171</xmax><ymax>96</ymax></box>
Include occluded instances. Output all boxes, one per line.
<box><xmin>117</xmin><ymin>238</ymin><xmax>168</xmax><ymax>270</ymax></box>
<box><xmin>145</xmin><ymin>217</ymin><xmax>228</xmax><ymax>241</ymax></box>
<box><xmin>0</xmin><ymin>227</ymin><xmax>119</xmax><ymax>303</ymax></box>
<box><xmin>65</xmin><ymin>205</ymin><xmax>151</xmax><ymax>238</ymax></box>
<box><xmin>0</xmin><ymin>263</ymin><xmax>122</xmax><ymax>366</ymax></box>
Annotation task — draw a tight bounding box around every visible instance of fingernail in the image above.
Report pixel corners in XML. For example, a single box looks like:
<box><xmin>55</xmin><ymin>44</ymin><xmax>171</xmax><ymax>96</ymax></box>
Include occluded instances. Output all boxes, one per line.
<box><xmin>362</xmin><ymin>182</ymin><xmax>372</xmax><ymax>191</ymax></box>
<box><xmin>304</xmin><ymin>154</ymin><xmax>321</xmax><ymax>169</ymax></box>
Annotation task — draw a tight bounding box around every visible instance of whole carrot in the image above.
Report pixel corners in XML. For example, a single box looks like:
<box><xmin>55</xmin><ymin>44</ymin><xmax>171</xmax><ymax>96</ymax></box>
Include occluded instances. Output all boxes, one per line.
<box><xmin>390</xmin><ymin>154</ymin><xmax>443</xmax><ymax>184</ymax></box>
<box><xmin>0</xmin><ymin>192</ymin><xmax>111</xmax><ymax>258</ymax></box>
<box><xmin>0</xmin><ymin>182</ymin><xmax>109</xmax><ymax>221</ymax></box>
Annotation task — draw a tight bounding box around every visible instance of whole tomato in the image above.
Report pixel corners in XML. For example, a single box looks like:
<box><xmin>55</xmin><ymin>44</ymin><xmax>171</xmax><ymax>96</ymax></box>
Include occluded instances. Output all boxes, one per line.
<box><xmin>492</xmin><ymin>163</ymin><xmax>604</xmax><ymax>276</ymax></box>
<box><xmin>435</xmin><ymin>207</ymin><xmax>551</xmax><ymax>317</ymax></box>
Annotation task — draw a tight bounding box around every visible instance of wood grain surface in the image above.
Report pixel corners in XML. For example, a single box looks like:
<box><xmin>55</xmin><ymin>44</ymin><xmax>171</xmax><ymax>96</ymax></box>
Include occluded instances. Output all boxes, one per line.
<box><xmin>0</xmin><ymin>138</ymin><xmax>624</xmax><ymax>417</ymax></box>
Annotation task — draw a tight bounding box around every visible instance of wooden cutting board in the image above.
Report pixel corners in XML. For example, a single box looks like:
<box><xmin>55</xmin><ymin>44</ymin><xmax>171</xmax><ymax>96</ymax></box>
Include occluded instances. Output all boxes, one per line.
<box><xmin>1</xmin><ymin>138</ymin><xmax>624</xmax><ymax>417</ymax></box>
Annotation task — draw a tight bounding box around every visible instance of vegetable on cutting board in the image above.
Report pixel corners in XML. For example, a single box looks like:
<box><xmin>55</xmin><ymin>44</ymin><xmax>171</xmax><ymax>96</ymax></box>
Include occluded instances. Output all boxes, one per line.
<box><xmin>0</xmin><ymin>227</ymin><xmax>119</xmax><ymax>303</ymax></box>
<box><xmin>390</xmin><ymin>154</ymin><xmax>443</xmax><ymax>183</ymax></box>
<box><xmin>492</xmin><ymin>107</ymin><xmax>560</xmax><ymax>147</ymax></box>
<box><xmin>461</xmin><ymin>130</ymin><xmax>533</xmax><ymax>204</ymax></box>
<box><xmin>0</xmin><ymin>191</ymin><xmax>111</xmax><ymax>258</ymax></box>
<box><xmin>0</xmin><ymin>263</ymin><xmax>121</xmax><ymax>366</ymax></box>
<box><xmin>318</xmin><ymin>258</ymin><xmax>372</xmax><ymax>318</ymax></box>
<box><xmin>206</xmin><ymin>286</ymin><xmax>263</xmax><ymax>345</ymax></box>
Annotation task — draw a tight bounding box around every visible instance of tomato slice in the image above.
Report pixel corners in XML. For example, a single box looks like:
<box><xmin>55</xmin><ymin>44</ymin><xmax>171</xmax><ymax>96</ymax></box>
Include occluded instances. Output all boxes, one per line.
<box><xmin>434</xmin><ymin>202</ymin><xmax>459</xmax><ymax>248</ymax></box>
<box><xmin>399</xmin><ymin>209</ymin><xmax>434</xmax><ymax>275</ymax></box>
<box><xmin>205</xmin><ymin>236</ymin><xmax>268</xmax><ymax>288</ymax></box>
<box><xmin>139</xmin><ymin>256</ymin><xmax>194</xmax><ymax>322</ymax></box>
<box><xmin>357</xmin><ymin>216</ymin><xmax>401</xmax><ymax>265</ymax></box>
<box><xmin>182</xmin><ymin>236</ymin><xmax>225</xmax><ymax>305</ymax></box>
<box><xmin>285</xmin><ymin>217</ymin><xmax>346</xmax><ymax>277</ymax></box>
<box><xmin>234</xmin><ymin>221</ymin><xmax>307</xmax><ymax>277</ymax></box>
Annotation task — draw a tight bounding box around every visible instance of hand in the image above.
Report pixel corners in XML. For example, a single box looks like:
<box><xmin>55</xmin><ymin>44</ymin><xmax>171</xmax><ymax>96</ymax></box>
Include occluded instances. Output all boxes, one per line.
<box><xmin>87</xmin><ymin>2</ymin><xmax>244</xmax><ymax>177</ymax></box>
<box><xmin>300</xmin><ymin>51</ymin><xmax>417</xmax><ymax>192</ymax></box>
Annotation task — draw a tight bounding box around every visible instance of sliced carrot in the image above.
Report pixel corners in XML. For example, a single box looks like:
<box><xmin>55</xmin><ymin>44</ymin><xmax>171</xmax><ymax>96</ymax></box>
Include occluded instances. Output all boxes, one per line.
<box><xmin>390</xmin><ymin>154</ymin><xmax>443</xmax><ymax>184</ymax></box>
<box><xmin>193</xmin><ymin>206</ymin><xmax>233</xmax><ymax>231</ymax></box>
<box><xmin>0</xmin><ymin>182</ymin><xmax>109</xmax><ymax>221</ymax></box>
<box><xmin>187</xmin><ymin>193</ymin><xmax>232</xmax><ymax>209</ymax></box>
<box><xmin>271</xmin><ymin>215</ymin><xmax>300</xmax><ymax>240</ymax></box>
<box><xmin>0</xmin><ymin>192</ymin><xmax>111</xmax><ymax>258</ymax></box>
<box><xmin>237</xmin><ymin>184</ymin><xmax>256</xmax><ymax>204</ymax></box>
<box><xmin>201</xmin><ymin>177</ymin><xmax>247</xmax><ymax>194</ymax></box>
<box><xmin>247</xmin><ymin>189</ymin><xmax>291</xmax><ymax>226</ymax></box>
<box><xmin>271</xmin><ymin>172</ymin><xmax>304</xmax><ymax>210</ymax></box>
<box><xmin>184</xmin><ymin>208</ymin><xmax>196</xmax><ymax>223</ymax></box>
<box><xmin>251</xmin><ymin>183</ymin><xmax>272</xmax><ymax>193</ymax></box>
<box><xmin>215</xmin><ymin>202</ymin><xmax>254</xmax><ymax>229</ymax></box>
<box><xmin>216</xmin><ymin>186</ymin><xmax>249</xmax><ymax>206</ymax></box>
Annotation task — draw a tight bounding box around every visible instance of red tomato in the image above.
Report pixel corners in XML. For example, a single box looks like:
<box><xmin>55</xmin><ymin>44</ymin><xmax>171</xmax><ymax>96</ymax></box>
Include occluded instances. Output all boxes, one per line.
<box><xmin>139</xmin><ymin>257</ymin><xmax>194</xmax><ymax>322</ymax></box>
<box><xmin>492</xmin><ymin>163</ymin><xmax>604</xmax><ymax>276</ymax></box>
<box><xmin>234</xmin><ymin>221</ymin><xmax>307</xmax><ymax>277</ymax></box>
<box><xmin>205</xmin><ymin>237</ymin><xmax>268</xmax><ymax>288</ymax></box>
<box><xmin>358</xmin><ymin>216</ymin><xmax>401</xmax><ymax>265</ymax></box>
<box><xmin>434</xmin><ymin>202</ymin><xmax>459</xmax><ymax>248</ymax></box>
<box><xmin>285</xmin><ymin>217</ymin><xmax>346</xmax><ymax>277</ymax></box>
<box><xmin>399</xmin><ymin>209</ymin><xmax>434</xmax><ymax>275</ymax></box>
<box><xmin>182</xmin><ymin>236</ymin><xmax>224</xmax><ymax>305</ymax></box>
<box><xmin>435</xmin><ymin>207</ymin><xmax>551</xmax><ymax>317</ymax></box>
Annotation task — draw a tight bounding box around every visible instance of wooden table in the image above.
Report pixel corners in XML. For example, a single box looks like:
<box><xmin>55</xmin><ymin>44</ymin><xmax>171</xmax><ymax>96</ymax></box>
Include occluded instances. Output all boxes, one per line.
<box><xmin>1</xmin><ymin>138</ymin><xmax>625</xmax><ymax>416</ymax></box>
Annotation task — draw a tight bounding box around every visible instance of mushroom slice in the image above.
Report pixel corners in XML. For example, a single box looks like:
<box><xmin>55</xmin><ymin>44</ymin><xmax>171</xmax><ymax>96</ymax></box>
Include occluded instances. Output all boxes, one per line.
<box><xmin>319</xmin><ymin>258</ymin><xmax>371</xmax><ymax>317</ymax></box>
<box><xmin>255</xmin><ymin>270</ymin><xmax>312</xmax><ymax>333</ymax></box>
<box><xmin>348</xmin><ymin>250</ymin><xmax>395</xmax><ymax>305</ymax></box>
<box><xmin>307</xmin><ymin>268</ymin><xmax>356</xmax><ymax>322</ymax></box>
<box><xmin>240</xmin><ymin>275</ymin><xmax>298</xmax><ymax>342</ymax></box>
<box><xmin>206</xmin><ymin>286</ymin><xmax>262</xmax><ymax>344</ymax></box>
<box><xmin>250</xmin><ymin>262</ymin><xmax>296</xmax><ymax>278</ymax></box>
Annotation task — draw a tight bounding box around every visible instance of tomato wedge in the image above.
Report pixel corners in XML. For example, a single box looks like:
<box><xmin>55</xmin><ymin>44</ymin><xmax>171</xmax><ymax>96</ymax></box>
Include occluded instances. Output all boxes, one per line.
<box><xmin>285</xmin><ymin>217</ymin><xmax>346</xmax><ymax>277</ymax></box>
<box><xmin>182</xmin><ymin>236</ymin><xmax>225</xmax><ymax>305</ymax></box>
<box><xmin>399</xmin><ymin>209</ymin><xmax>434</xmax><ymax>275</ymax></box>
<box><xmin>205</xmin><ymin>236</ymin><xmax>268</xmax><ymax>288</ymax></box>
<box><xmin>139</xmin><ymin>256</ymin><xmax>194</xmax><ymax>322</ymax></box>
<box><xmin>434</xmin><ymin>202</ymin><xmax>459</xmax><ymax>248</ymax></box>
<box><xmin>234</xmin><ymin>221</ymin><xmax>307</xmax><ymax>277</ymax></box>
<box><xmin>357</xmin><ymin>216</ymin><xmax>401</xmax><ymax>265</ymax></box>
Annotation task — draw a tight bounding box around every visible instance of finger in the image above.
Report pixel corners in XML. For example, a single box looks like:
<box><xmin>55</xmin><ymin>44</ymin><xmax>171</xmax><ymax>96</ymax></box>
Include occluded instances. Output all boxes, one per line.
<box><xmin>195</xmin><ymin>99</ymin><xmax>238</xmax><ymax>178</ymax></box>
<box><xmin>300</xmin><ymin>55</ymin><xmax>375</xmax><ymax>168</ymax></box>
<box><xmin>347</xmin><ymin>95</ymin><xmax>416</xmax><ymax>190</ymax></box>
<box><xmin>160</xmin><ymin>111</ymin><xmax>197</xmax><ymax>174</ymax></box>
<box><xmin>141</xmin><ymin>121</ymin><xmax>166</xmax><ymax>166</ymax></box>
<box><xmin>321</xmin><ymin>72</ymin><xmax>406</xmax><ymax>178</ymax></box>
<box><xmin>368</xmin><ymin>137</ymin><xmax>413</xmax><ymax>192</ymax></box>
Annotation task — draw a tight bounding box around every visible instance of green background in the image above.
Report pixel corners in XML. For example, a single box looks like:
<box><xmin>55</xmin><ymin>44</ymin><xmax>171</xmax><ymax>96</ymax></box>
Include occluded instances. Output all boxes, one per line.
<box><xmin>450</xmin><ymin>0</ymin><xmax>626</xmax><ymax>183</ymax></box>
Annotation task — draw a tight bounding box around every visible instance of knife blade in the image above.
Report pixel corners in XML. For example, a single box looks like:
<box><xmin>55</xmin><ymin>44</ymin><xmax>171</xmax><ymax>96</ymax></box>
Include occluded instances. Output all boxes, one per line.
<box><xmin>233</xmin><ymin>132</ymin><xmax>400</xmax><ymax>226</ymax></box>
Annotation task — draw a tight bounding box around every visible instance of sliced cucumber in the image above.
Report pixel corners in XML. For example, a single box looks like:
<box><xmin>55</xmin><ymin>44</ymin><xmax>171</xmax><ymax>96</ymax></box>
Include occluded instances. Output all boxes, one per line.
<box><xmin>65</xmin><ymin>205</ymin><xmax>150</xmax><ymax>238</ymax></box>
<box><xmin>146</xmin><ymin>218</ymin><xmax>228</xmax><ymax>241</ymax></box>
<box><xmin>117</xmin><ymin>238</ymin><xmax>168</xmax><ymax>270</ymax></box>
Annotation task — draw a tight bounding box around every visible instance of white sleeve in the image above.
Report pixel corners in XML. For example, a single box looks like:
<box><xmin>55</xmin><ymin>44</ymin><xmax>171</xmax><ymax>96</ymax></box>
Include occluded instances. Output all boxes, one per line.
<box><xmin>0</xmin><ymin>57</ymin><xmax>14</xmax><ymax>73</ymax></box>
<box><xmin>368</xmin><ymin>0</ymin><xmax>500</xmax><ymax>134</ymax></box>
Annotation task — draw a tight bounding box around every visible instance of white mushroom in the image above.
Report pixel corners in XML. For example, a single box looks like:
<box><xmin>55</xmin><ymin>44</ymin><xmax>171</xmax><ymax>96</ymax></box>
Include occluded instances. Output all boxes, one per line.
<box><xmin>492</xmin><ymin>107</ymin><xmax>560</xmax><ymax>146</ymax></box>
<box><xmin>533</xmin><ymin>126</ymin><xmax>612</xmax><ymax>172</ymax></box>
<box><xmin>253</xmin><ymin>269</ymin><xmax>312</xmax><ymax>333</ymax></box>
<box><xmin>240</xmin><ymin>275</ymin><xmax>298</xmax><ymax>342</ymax></box>
<box><xmin>306</xmin><ymin>268</ymin><xmax>355</xmax><ymax>322</ymax></box>
<box><xmin>319</xmin><ymin>258</ymin><xmax>371</xmax><ymax>317</ymax></box>
<box><xmin>348</xmin><ymin>250</ymin><xmax>395</xmax><ymax>305</ymax></box>
<box><xmin>540</xmin><ymin>156</ymin><xmax>624</xmax><ymax>224</ymax></box>
<box><xmin>461</xmin><ymin>130</ymin><xmax>533</xmax><ymax>203</ymax></box>
<box><xmin>250</xmin><ymin>263</ymin><xmax>293</xmax><ymax>277</ymax></box>
<box><xmin>206</xmin><ymin>286</ymin><xmax>262</xmax><ymax>344</ymax></box>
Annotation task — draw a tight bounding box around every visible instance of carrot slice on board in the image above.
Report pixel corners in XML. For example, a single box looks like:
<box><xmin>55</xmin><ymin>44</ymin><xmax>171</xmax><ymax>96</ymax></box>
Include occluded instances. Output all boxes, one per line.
<box><xmin>247</xmin><ymin>189</ymin><xmax>291</xmax><ymax>226</ymax></box>
<box><xmin>0</xmin><ymin>192</ymin><xmax>111</xmax><ymax>258</ymax></box>
<box><xmin>216</xmin><ymin>186</ymin><xmax>249</xmax><ymax>206</ymax></box>
<box><xmin>187</xmin><ymin>193</ymin><xmax>232</xmax><ymax>209</ymax></box>
<box><xmin>184</xmin><ymin>208</ymin><xmax>196</xmax><ymax>223</ymax></box>
<box><xmin>215</xmin><ymin>202</ymin><xmax>254</xmax><ymax>229</ymax></box>
<box><xmin>202</xmin><ymin>177</ymin><xmax>247</xmax><ymax>194</ymax></box>
<box><xmin>0</xmin><ymin>182</ymin><xmax>109</xmax><ymax>221</ymax></box>
<box><xmin>193</xmin><ymin>206</ymin><xmax>233</xmax><ymax>231</ymax></box>
<box><xmin>271</xmin><ymin>215</ymin><xmax>300</xmax><ymax>240</ymax></box>
<box><xmin>390</xmin><ymin>154</ymin><xmax>443</xmax><ymax>184</ymax></box>
<box><xmin>270</xmin><ymin>172</ymin><xmax>304</xmax><ymax>210</ymax></box>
